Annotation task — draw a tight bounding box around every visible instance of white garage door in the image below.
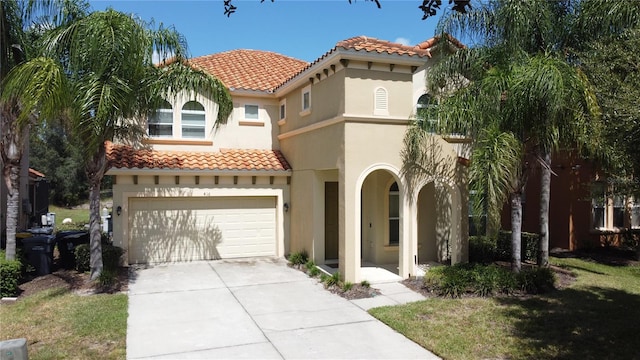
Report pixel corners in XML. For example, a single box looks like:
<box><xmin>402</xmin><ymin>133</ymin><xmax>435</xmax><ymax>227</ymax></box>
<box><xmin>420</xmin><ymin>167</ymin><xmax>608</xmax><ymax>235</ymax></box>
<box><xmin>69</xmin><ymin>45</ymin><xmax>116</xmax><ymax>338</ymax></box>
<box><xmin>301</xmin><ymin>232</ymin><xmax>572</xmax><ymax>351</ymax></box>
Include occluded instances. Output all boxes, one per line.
<box><xmin>128</xmin><ymin>196</ymin><xmax>276</xmax><ymax>264</ymax></box>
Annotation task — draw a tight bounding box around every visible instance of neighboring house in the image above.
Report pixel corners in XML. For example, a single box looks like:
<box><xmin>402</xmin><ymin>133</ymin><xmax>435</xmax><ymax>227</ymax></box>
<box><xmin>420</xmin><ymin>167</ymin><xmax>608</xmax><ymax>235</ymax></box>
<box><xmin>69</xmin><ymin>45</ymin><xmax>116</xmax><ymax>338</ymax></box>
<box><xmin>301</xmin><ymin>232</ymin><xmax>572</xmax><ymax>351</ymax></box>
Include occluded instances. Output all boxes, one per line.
<box><xmin>500</xmin><ymin>150</ymin><xmax>640</xmax><ymax>250</ymax></box>
<box><xmin>107</xmin><ymin>36</ymin><xmax>470</xmax><ymax>282</ymax></box>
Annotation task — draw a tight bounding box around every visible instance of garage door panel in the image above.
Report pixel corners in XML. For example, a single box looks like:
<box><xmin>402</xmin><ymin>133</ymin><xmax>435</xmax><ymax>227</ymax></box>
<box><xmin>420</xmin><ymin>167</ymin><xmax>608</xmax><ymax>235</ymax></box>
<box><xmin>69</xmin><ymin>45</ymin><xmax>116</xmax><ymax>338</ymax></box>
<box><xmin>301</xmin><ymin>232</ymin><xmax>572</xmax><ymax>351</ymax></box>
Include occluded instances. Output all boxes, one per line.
<box><xmin>129</xmin><ymin>197</ymin><xmax>276</xmax><ymax>264</ymax></box>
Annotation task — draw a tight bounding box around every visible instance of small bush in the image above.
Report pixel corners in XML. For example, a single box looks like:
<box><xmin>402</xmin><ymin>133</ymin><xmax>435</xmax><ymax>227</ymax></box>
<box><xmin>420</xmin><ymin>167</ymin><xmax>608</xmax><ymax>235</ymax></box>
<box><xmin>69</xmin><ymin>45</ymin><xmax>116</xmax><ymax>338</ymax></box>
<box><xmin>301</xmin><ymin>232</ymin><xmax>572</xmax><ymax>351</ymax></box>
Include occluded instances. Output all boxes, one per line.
<box><xmin>360</xmin><ymin>280</ymin><xmax>371</xmax><ymax>288</ymax></box>
<box><xmin>74</xmin><ymin>243</ymin><xmax>124</xmax><ymax>273</ymax></box>
<box><xmin>97</xmin><ymin>268</ymin><xmax>117</xmax><ymax>289</ymax></box>
<box><xmin>308</xmin><ymin>266</ymin><xmax>320</xmax><ymax>277</ymax></box>
<box><xmin>319</xmin><ymin>273</ymin><xmax>330</xmax><ymax>283</ymax></box>
<box><xmin>0</xmin><ymin>250</ymin><xmax>22</xmax><ymax>297</ymax></box>
<box><xmin>305</xmin><ymin>260</ymin><xmax>316</xmax><ymax>271</ymax></box>
<box><xmin>325</xmin><ymin>271</ymin><xmax>340</xmax><ymax>287</ymax></box>
<box><xmin>469</xmin><ymin>236</ymin><xmax>497</xmax><ymax>264</ymax></box>
<box><xmin>287</xmin><ymin>250</ymin><xmax>308</xmax><ymax>266</ymax></box>
<box><xmin>75</xmin><ymin>244</ymin><xmax>90</xmax><ymax>272</ymax></box>
<box><xmin>102</xmin><ymin>244</ymin><xmax>124</xmax><ymax>271</ymax></box>
<box><xmin>342</xmin><ymin>281</ymin><xmax>354</xmax><ymax>292</ymax></box>
<box><xmin>517</xmin><ymin>267</ymin><xmax>556</xmax><ymax>294</ymax></box>
<box><xmin>497</xmin><ymin>231</ymin><xmax>540</xmax><ymax>262</ymax></box>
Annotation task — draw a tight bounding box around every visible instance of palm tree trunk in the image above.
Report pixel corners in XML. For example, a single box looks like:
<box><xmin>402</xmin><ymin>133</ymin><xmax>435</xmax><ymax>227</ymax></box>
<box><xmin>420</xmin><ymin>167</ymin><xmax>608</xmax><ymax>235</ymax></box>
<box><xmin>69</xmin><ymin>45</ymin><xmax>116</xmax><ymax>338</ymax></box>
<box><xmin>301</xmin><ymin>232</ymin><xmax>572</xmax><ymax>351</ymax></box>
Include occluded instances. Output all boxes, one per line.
<box><xmin>510</xmin><ymin>191</ymin><xmax>522</xmax><ymax>272</ymax></box>
<box><xmin>3</xmin><ymin>164</ymin><xmax>20</xmax><ymax>261</ymax></box>
<box><xmin>87</xmin><ymin>145</ymin><xmax>107</xmax><ymax>280</ymax></box>
<box><xmin>1</xmin><ymin>99</ymin><xmax>25</xmax><ymax>261</ymax></box>
<box><xmin>539</xmin><ymin>151</ymin><xmax>551</xmax><ymax>267</ymax></box>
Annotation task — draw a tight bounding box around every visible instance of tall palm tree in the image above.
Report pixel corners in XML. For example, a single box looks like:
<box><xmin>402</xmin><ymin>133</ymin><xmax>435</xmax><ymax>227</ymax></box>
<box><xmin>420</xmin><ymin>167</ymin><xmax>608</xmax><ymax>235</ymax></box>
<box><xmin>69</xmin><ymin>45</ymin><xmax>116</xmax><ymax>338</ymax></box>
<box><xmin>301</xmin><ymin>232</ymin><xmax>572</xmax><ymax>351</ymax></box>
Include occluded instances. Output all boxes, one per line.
<box><xmin>405</xmin><ymin>0</ymin><xmax>633</xmax><ymax>271</ymax></box>
<box><xmin>1</xmin><ymin>0</ymin><xmax>88</xmax><ymax>261</ymax></box>
<box><xmin>2</xmin><ymin>9</ymin><xmax>233</xmax><ymax>279</ymax></box>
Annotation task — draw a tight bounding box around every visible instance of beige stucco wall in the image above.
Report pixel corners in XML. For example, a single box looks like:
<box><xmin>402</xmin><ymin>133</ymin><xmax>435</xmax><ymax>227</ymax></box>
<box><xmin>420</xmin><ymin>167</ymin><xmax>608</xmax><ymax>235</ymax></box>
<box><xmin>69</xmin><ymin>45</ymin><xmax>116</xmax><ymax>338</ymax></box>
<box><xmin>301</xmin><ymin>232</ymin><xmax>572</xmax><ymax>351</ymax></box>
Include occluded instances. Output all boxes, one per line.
<box><xmin>146</xmin><ymin>92</ymin><xmax>279</xmax><ymax>153</ymax></box>
<box><xmin>345</xmin><ymin>67</ymin><xmax>415</xmax><ymax>119</ymax></box>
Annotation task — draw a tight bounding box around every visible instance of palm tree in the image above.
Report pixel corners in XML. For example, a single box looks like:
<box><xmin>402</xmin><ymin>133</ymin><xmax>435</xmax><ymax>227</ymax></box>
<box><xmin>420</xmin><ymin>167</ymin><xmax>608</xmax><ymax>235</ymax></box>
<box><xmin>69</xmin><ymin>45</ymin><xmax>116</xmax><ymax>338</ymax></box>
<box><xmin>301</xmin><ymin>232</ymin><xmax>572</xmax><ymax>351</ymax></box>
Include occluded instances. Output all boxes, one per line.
<box><xmin>405</xmin><ymin>0</ymin><xmax>634</xmax><ymax>271</ymax></box>
<box><xmin>2</xmin><ymin>9</ymin><xmax>233</xmax><ymax>279</ymax></box>
<box><xmin>1</xmin><ymin>0</ymin><xmax>88</xmax><ymax>261</ymax></box>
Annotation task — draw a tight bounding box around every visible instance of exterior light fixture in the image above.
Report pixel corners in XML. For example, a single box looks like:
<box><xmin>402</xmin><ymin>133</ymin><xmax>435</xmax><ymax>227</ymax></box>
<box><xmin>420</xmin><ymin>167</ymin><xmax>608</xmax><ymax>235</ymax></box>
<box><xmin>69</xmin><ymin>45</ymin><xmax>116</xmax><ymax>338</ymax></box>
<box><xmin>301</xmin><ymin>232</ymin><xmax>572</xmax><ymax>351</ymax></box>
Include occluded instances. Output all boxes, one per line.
<box><xmin>284</xmin><ymin>203</ymin><xmax>289</xmax><ymax>213</ymax></box>
<box><xmin>116</xmin><ymin>206</ymin><xmax>122</xmax><ymax>216</ymax></box>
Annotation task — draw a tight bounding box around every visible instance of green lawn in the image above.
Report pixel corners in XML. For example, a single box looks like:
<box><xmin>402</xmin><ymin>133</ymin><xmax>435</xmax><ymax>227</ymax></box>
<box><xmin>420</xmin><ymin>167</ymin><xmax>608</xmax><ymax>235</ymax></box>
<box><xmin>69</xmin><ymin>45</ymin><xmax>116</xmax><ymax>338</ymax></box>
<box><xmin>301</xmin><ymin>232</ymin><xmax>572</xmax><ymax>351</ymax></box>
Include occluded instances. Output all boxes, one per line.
<box><xmin>49</xmin><ymin>204</ymin><xmax>90</xmax><ymax>226</ymax></box>
<box><xmin>370</xmin><ymin>256</ymin><xmax>640</xmax><ymax>360</ymax></box>
<box><xmin>0</xmin><ymin>288</ymin><xmax>127</xmax><ymax>359</ymax></box>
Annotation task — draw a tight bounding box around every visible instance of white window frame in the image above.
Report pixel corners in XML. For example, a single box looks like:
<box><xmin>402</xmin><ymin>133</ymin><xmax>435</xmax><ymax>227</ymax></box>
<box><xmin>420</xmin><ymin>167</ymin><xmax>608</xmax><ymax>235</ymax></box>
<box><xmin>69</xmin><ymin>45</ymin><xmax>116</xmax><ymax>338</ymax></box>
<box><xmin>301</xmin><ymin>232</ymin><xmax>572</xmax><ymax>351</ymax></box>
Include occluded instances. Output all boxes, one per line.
<box><xmin>592</xmin><ymin>182</ymin><xmax>606</xmax><ymax>230</ymax></box>
<box><xmin>244</xmin><ymin>104</ymin><xmax>259</xmax><ymax>120</ymax></box>
<box><xmin>300</xmin><ymin>85</ymin><xmax>311</xmax><ymax>116</ymax></box>
<box><xmin>631</xmin><ymin>198</ymin><xmax>640</xmax><ymax>229</ymax></box>
<box><xmin>181</xmin><ymin>100</ymin><xmax>206</xmax><ymax>139</ymax></box>
<box><xmin>278</xmin><ymin>99</ymin><xmax>286</xmax><ymax>126</ymax></box>
<box><xmin>148</xmin><ymin>101</ymin><xmax>174</xmax><ymax>138</ymax></box>
<box><xmin>374</xmin><ymin>87</ymin><xmax>389</xmax><ymax>116</ymax></box>
<box><xmin>388</xmin><ymin>182</ymin><xmax>400</xmax><ymax>246</ymax></box>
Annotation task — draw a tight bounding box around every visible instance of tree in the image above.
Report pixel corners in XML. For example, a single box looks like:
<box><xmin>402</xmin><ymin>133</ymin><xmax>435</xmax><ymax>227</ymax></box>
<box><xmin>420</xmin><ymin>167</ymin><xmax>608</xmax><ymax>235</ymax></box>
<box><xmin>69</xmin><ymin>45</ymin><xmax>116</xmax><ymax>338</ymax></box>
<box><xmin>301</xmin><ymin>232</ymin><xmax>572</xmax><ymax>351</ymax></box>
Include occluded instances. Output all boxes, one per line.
<box><xmin>579</xmin><ymin>26</ymin><xmax>640</xmax><ymax>197</ymax></box>
<box><xmin>1</xmin><ymin>0</ymin><xmax>87</xmax><ymax>261</ymax></box>
<box><xmin>29</xmin><ymin>121</ymin><xmax>88</xmax><ymax>206</ymax></box>
<box><xmin>221</xmin><ymin>0</ymin><xmax>471</xmax><ymax>19</ymax></box>
<box><xmin>404</xmin><ymin>0</ymin><xmax>635</xmax><ymax>271</ymax></box>
<box><xmin>3</xmin><ymin>9</ymin><xmax>233</xmax><ymax>279</ymax></box>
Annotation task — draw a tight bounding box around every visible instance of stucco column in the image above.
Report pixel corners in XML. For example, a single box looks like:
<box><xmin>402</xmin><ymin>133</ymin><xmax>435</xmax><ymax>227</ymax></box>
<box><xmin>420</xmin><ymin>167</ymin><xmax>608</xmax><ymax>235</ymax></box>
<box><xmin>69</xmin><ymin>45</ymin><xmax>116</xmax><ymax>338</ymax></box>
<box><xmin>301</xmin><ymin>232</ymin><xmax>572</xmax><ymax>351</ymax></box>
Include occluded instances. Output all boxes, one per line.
<box><xmin>450</xmin><ymin>185</ymin><xmax>462</xmax><ymax>265</ymax></box>
<box><xmin>339</xmin><ymin>168</ymin><xmax>360</xmax><ymax>283</ymax></box>
<box><xmin>398</xmin><ymin>188</ymin><xmax>415</xmax><ymax>278</ymax></box>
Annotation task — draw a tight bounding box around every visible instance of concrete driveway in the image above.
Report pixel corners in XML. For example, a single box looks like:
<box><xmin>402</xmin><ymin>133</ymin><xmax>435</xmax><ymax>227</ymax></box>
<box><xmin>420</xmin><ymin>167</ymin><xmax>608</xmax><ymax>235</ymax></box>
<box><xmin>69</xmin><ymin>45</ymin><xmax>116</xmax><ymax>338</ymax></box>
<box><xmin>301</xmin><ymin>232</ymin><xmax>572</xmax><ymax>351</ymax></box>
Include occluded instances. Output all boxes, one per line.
<box><xmin>127</xmin><ymin>258</ymin><xmax>439</xmax><ymax>359</ymax></box>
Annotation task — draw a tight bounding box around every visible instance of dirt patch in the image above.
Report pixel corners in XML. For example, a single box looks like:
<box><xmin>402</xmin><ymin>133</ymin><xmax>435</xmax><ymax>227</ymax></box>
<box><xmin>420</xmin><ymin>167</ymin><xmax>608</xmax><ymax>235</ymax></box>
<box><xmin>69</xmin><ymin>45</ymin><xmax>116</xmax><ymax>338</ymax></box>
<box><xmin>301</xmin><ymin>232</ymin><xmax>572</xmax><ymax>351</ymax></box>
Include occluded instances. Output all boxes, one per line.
<box><xmin>12</xmin><ymin>267</ymin><xmax>128</xmax><ymax>300</ymax></box>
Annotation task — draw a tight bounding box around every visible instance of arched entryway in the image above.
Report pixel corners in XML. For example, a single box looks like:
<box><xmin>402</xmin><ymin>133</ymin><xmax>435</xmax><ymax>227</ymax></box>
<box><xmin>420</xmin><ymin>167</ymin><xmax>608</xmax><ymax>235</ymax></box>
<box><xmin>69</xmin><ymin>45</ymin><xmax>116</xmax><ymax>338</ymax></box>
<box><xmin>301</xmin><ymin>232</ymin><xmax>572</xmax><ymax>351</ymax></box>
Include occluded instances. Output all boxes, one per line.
<box><xmin>359</xmin><ymin>168</ymin><xmax>403</xmax><ymax>278</ymax></box>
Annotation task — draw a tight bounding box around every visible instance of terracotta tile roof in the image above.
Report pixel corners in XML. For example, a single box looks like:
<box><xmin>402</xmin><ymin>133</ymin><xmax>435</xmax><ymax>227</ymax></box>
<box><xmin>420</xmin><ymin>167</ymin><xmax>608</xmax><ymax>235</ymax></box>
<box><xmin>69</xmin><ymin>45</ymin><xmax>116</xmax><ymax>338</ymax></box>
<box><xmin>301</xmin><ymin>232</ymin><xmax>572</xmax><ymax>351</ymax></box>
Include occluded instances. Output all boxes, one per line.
<box><xmin>415</xmin><ymin>34</ymin><xmax>466</xmax><ymax>51</ymax></box>
<box><xmin>106</xmin><ymin>142</ymin><xmax>291</xmax><ymax>172</ymax></box>
<box><xmin>189</xmin><ymin>50</ymin><xmax>309</xmax><ymax>92</ymax></box>
<box><xmin>278</xmin><ymin>35</ymin><xmax>464</xmax><ymax>90</ymax></box>
<box><xmin>29</xmin><ymin>168</ymin><xmax>46</xmax><ymax>178</ymax></box>
<box><xmin>337</xmin><ymin>36</ymin><xmax>434</xmax><ymax>58</ymax></box>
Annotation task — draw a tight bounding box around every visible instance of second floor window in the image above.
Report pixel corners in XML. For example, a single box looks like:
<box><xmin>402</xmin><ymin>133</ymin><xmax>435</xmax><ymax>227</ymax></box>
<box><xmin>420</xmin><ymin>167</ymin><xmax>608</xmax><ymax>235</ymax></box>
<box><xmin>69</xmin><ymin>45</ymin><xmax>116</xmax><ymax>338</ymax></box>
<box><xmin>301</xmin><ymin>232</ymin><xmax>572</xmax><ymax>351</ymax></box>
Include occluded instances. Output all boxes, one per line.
<box><xmin>148</xmin><ymin>100</ymin><xmax>173</xmax><ymax>137</ymax></box>
<box><xmin>245</xmin><ymin>104</ymin><xmax>259</xmax><ymax>120</ymax></box>
<box><xmin>182</xmin><ymin>101</ymin><xmax>206</xmax><ymax>139</ymax></box>
<box><xmin>417</xmin><ymin>93</ymin><xmax>438</xmax><ymax>132</ymax></box>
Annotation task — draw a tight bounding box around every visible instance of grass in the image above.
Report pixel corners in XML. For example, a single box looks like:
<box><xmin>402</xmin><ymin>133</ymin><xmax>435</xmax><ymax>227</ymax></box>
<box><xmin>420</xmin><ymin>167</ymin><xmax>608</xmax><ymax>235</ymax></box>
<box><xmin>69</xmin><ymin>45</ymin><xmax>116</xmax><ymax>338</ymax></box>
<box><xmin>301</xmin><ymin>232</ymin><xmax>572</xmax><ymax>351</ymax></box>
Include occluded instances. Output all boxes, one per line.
<box><xmin>0</xmin><ymin>288</ymin><xmax>127</xmax><ymax>359</ymax></box>
<box><xmin>49</xmin><ymin>204</ymin><xmax>90</xmax><ymax>226</ymax></box>
<box><xmin>370</xmin><ymin>256</ymin><xmax>640</xmax><ymax>360</ymax></box>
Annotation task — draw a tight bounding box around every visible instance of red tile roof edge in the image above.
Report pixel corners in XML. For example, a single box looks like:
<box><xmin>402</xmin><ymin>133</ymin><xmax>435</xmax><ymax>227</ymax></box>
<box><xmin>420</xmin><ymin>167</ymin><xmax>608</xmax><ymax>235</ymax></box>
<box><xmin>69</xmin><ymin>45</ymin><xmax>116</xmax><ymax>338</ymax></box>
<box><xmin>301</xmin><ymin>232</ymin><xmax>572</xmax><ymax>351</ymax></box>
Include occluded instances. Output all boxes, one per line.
<box><xmin>105</xmin><ymin>142</ymin><xmax>291</xmax><ymax>172</ymax></box>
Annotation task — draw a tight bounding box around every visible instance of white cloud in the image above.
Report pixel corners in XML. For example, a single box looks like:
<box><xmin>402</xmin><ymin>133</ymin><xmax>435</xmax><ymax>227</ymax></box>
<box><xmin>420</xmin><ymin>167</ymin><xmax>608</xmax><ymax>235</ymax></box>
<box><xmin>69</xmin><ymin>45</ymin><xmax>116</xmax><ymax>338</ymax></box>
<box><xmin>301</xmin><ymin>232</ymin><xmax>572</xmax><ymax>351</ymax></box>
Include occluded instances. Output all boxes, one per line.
<box><xmin>394</xmin><ymin>37</ymin><xmax>411</xmax><ymax>46</ymax></box>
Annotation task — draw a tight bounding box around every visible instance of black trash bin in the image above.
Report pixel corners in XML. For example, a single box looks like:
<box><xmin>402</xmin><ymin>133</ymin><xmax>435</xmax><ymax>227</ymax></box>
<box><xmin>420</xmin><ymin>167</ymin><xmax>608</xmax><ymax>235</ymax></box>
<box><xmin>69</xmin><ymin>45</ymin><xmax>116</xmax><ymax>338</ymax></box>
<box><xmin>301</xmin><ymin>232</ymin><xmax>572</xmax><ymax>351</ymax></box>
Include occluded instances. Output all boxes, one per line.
<box><xmin>21</xmin><ymin>235</ymin><xmax>57</xmax><ymax>276</ymax></box>
<box><xmin>56</xmin><ymin>231</ymin><xmax>89</xmax><ymax>270</ymax></box>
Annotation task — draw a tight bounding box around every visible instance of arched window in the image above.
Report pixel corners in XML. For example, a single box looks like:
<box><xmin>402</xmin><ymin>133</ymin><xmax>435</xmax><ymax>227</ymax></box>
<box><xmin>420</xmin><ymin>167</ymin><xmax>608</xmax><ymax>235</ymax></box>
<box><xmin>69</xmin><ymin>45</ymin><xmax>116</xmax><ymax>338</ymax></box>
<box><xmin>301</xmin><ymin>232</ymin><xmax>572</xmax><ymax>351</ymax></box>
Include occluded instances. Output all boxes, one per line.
<box><xmin>389</xmin><ymin>182</ymin><xmax>400</xmax><ymax>246</ymax></box>
<box><xmin>374</xmin><ymin>87</ymin><xmax>388</xmax><ymax>115</ymax></box>
<box><xmin>181</xmin><ymin>101</ymin><xmax>206</xmax><ymax>139</ymax></box>
<box><xmin>148</xmin><ymin>100</ymin><xmax>173</xmax><ymax>137</ymax></box>
<box><xmin>417</xmin><ymin>93</ymin><xmax>438</xmax><ymax>132</ymax></box>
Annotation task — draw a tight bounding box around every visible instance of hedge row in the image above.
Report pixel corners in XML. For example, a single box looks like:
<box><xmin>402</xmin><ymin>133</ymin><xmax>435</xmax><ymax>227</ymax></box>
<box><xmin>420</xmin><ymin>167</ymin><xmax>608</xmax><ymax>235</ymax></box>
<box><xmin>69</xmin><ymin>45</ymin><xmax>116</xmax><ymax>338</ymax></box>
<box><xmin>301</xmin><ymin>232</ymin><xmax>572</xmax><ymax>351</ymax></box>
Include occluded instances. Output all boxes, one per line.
<box><xmin>0</xmin><ymin>250</ymin><xmax>22</xmax><ymax>297</ymax></box>
<box><xmin>469</xmin><ymin>230</ymin><xmax>540</xmax><ymax>264</ymax></box>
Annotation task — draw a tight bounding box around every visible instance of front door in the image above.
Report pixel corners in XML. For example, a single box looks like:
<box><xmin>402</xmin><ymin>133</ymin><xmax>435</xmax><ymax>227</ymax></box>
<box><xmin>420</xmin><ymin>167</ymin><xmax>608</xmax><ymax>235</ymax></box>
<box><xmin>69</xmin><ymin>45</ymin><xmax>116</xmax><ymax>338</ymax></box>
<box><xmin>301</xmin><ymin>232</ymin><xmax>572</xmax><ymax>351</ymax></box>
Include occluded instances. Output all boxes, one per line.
<box><xmin>324</xmin><ymin>182</ymin><xmax>339</xmax><ymax>260</ymax></box>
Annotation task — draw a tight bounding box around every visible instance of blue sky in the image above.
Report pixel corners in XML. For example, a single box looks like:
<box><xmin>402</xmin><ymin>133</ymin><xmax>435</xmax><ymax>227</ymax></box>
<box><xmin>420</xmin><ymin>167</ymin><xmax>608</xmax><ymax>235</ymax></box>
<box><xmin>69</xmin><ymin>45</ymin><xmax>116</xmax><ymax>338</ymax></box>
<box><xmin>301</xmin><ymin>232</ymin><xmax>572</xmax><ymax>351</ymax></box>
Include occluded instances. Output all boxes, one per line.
<box><xmin>88</xmin><ymin>0</ymin><xmax>446</xmax><ymax>62</ymax></box>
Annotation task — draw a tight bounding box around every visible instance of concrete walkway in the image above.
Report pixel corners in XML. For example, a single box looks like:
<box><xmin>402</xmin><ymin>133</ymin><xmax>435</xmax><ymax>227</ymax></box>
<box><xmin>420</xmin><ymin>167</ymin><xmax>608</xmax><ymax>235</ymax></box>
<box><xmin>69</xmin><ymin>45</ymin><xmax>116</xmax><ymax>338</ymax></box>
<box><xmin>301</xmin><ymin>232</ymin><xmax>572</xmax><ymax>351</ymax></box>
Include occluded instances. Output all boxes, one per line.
<box><xmin>127</xmin><ymin>258</ymin><xmax>438</xmax><ymax>359</ymax></box>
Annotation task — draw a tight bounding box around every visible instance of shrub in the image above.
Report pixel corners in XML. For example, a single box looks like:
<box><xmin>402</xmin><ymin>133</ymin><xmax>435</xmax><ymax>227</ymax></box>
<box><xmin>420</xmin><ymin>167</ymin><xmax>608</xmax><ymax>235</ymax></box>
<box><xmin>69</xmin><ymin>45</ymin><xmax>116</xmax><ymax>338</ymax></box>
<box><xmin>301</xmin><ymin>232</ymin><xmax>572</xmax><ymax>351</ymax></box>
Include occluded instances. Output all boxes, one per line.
<box><xmin>360</xmin><ymin>280</ymin><xmax>371</xmax><ymax>288</ymax></box>
<box><xmin>102</xmin><ymin>244</ymin><xmax>124</xmax><ymax>271</ymax></box>
<box><xmin>517</xmin><ymin>267</ymin><xmax>556</xmax><ymax>294</ymax></box>
<box><xmin>304</xmin><ymin>260</ymin><xmax>316</xmax><ymax>271</ymax></box>
<box><xmin>319</xmin><ymin>273</ymin><xmax>330</xmax><ymax>283</ymax></box>
<box><xmin>497</xmin><ymin>231</ymin><xmax>540</xmax><ymax>262</ymax></box>
<box><xmin>97</xmin><ymin>268</ymin><xmax>117</xmax><ymax>289</ymax></box>
<box><xmin>75</xmin><ymin>244</ymin><xmax>90</xmax><ymax>272</ymax></box>
<box><xmin>342</xmin><ymin>281</ymin><xmax>354</xmax><ymax>292</ymax></box>
<box><xmin>287</xmin><ymin>250</ymin><xmax>308</xmax><ymax>266</ymax></box>
<box><xmin>469</xmin><ymin>236</ymin><xmax>497</xmax><ymax>264</ymax></box>
<box><xmin>74</xmin><ymin>243</ymin><xmax>124</xmax><ymax>273</ymax></box>
<box><xmin>308</xmin><ymin>266</ymin><xmax>320</xmax><ymax>277</ymax></box>
<box><xmin>0</xmin><ymin>250</ymin><xmax>22</xmax><ymax>297</ymax></box>
<box><xmin>324</xmin><ymin>271</ymin><xmax>340</xmax><ymax>287</ymax></box>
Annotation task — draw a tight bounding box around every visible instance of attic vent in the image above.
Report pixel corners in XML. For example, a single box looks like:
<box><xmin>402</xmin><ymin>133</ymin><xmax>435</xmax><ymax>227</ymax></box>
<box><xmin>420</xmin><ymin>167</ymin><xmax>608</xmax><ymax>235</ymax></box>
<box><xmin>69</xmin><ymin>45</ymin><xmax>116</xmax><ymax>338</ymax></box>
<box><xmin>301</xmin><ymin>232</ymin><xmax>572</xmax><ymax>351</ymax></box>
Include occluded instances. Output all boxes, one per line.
<box><xmin>374</xmin><ymin>87</ymin><xmax>389</xmax><ymax>116</ymax></box>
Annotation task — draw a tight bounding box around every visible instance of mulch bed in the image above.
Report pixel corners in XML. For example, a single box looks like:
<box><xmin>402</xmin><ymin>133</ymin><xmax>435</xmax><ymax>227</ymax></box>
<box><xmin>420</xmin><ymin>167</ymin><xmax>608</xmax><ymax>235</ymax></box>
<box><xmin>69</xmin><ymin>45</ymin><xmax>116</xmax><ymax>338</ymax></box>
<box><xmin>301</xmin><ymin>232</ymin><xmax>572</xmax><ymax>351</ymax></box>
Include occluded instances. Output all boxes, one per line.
<box><xmin>288</xmin><ymin>263</ymin><xmax>381</xmax><ymax>300</ymax></box>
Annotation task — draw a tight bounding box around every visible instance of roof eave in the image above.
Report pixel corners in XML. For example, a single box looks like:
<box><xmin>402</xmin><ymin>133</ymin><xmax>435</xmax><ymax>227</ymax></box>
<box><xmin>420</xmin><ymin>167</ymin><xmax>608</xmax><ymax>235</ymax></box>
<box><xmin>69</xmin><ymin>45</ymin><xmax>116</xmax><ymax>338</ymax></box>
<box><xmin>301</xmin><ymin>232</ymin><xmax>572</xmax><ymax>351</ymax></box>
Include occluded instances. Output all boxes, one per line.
<box><xmin>106</xmin><ymin>168</ymin><xmax>292</xmax><ymax>176</ymax></box>
<box><xmin>275</xmin><ymin>48</ymin><xmax>431</xmax><ymax>96</ymax></box>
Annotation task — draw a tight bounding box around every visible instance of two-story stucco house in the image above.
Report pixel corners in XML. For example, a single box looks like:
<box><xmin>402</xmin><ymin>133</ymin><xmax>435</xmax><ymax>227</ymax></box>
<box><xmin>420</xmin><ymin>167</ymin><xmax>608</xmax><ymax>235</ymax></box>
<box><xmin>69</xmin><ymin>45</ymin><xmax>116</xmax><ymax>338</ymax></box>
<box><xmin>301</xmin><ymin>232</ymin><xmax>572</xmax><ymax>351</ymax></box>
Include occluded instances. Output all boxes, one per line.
<box><xmin>106</xmin><ymin>35</ymin><xmax>470</xmax><ymax>282</ymax></box>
